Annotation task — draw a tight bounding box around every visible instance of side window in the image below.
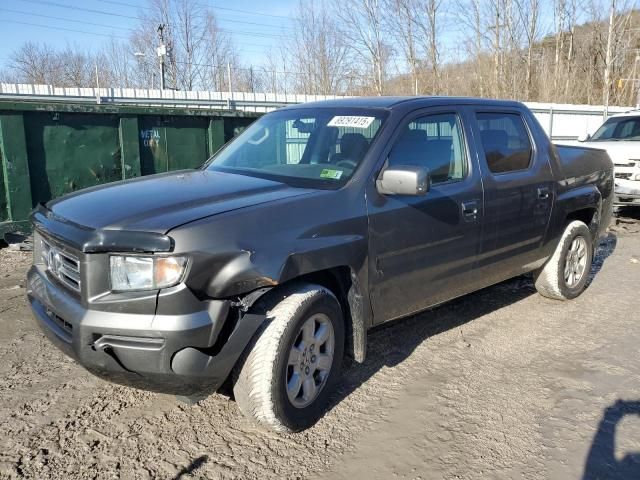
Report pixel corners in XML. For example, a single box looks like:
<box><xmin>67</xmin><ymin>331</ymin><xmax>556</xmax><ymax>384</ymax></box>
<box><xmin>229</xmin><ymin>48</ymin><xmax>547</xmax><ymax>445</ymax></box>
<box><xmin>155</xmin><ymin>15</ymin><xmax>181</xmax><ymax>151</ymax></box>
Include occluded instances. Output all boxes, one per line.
<box><xmin>388</xmin><ymin>113</ymin><xmax>468</xmax><ymax>185</ymax></box>
<box><xmin>476</xmin><ymin>112</ymin><xmax>532</xmax><ymax>174</ymax></box>
<box><xmin>616</xmin><ymin>119</ymin><xmax>640</xmax><ymax>139</ymax></box>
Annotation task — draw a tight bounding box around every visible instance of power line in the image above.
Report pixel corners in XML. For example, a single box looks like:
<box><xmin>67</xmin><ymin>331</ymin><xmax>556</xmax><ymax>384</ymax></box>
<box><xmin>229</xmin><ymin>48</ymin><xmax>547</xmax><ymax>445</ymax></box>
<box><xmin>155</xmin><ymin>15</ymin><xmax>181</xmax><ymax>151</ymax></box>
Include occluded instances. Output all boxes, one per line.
<box><xmin>0</xmin><ymin>19</ymin><xmax>276</xmax><ymax>55</ymax></box>
<box><xmin>216</xmin><ymin>28</ymin><xmax>290</xmax><ymax>40</ymax></box>
<box><xmin>206</xmin><ymin>2</ymin><xmax>292</xmax><ymax>20</ymax></box>
<box><xmin>0</xmin><ymin>10</ymin><xmax>281</xmax><ymax>49</ymax></box>
<box><xmin>171</xmin><ymin>60</ymin><xmax>374</xmax><ymax>79</ymax></box>
<box><xmin>17</xmin><ymin>0</ymin><xmax>138</xmax><ymax>20</ymax></box>
<box><xmin>95</xmin><ymin>0</ymin><xmax>292</xmax><ymax>20</ymax></box>
<box><xmin>0</xmin><ymin>7</ymin><xmax>138</xmax><ymax>32</ymax></box>
<box><xmin>0</xmin><ymin>23</ymin><xmax>276</xmax><ymax>58</ymax></box>
<box><xmin>15</xmin><ymin>0</ymin><xmax>294</xmax><ymax>39</ymax></box>
<box><xmin>114</xmin><ymin>1</ymin><xmax>293</xmax><ymax>28</ymax></box>
<box><xmin>214</xmin><ymin>18</ymin><xmax>293</xmax><ymax>31</ymax></box>
<box><xmin>0</xmin><ymin>18</ymin><xmax>128</xmax><ymax>39</ymax></box>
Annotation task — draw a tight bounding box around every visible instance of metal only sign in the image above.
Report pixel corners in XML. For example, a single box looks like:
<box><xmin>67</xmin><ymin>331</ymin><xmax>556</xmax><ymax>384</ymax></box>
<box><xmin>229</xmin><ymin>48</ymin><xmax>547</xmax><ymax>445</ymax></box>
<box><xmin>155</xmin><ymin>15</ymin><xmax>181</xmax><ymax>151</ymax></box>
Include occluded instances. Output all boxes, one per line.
<box><xmin>140</xmin><ymin>129</ymin><xmax>161</xmax><ymax>148</ymax></box>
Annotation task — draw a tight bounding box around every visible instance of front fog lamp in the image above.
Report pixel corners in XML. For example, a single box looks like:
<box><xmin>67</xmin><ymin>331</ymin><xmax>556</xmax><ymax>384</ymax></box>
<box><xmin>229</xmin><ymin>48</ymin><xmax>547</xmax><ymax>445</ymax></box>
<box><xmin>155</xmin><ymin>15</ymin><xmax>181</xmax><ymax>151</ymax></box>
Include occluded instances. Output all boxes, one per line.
<box><xmin>110</xmin><ymin>255</ymin><xmax>188</xmax><ymax>291</ymax></box>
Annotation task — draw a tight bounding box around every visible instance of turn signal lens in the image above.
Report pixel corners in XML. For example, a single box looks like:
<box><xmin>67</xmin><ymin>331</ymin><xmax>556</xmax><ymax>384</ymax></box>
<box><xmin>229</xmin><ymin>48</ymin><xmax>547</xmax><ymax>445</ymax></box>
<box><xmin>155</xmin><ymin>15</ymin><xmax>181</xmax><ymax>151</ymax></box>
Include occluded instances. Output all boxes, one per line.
<box><xmin>154</xmin><ymin>257</ymin><xmax>187</xmax><ymax>288</ymax></box>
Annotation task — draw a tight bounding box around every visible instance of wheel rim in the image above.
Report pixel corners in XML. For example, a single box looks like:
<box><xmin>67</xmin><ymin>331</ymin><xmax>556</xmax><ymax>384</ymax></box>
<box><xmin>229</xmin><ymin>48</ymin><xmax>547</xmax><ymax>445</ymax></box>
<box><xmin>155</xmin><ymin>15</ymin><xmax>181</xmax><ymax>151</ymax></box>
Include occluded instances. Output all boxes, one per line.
<box><xmin>286</xmin><ymin>313</ymin><xmax>335</xmax><ymax>409</ymax></box>
<box><xmin>564</xmin><ymin>236</ymin><xmax>588</xmax><ymax>288</ymax></box>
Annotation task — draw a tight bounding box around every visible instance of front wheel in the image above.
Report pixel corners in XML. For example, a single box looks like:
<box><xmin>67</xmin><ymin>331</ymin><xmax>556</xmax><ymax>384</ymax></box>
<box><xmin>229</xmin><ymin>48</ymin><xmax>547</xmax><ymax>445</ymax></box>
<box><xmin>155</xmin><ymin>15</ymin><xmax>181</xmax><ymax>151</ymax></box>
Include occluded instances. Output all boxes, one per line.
<box><xmin>233</xmin><ymin>284</ymin><xmax>345</xmax><ymax>432</ymax></box>
<box><xmin>534</xmin><ymin>220</ymin><xmax>594</xmax><ymax>300</ymax></box>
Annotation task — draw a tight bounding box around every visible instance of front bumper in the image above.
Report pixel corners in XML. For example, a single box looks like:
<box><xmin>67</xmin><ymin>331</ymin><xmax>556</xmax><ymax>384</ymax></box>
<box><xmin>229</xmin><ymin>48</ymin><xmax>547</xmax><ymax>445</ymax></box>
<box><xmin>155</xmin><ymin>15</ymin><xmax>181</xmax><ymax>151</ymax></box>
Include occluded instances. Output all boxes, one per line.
<box><xmin>26</xmin><ymin>264</ymin><xmax>264</xmax><ymax>395</ymax></box>
<box><xmin>615</xmin><ymin>179</ymin><xmax>640</xmax><ymax>206</ymax></box>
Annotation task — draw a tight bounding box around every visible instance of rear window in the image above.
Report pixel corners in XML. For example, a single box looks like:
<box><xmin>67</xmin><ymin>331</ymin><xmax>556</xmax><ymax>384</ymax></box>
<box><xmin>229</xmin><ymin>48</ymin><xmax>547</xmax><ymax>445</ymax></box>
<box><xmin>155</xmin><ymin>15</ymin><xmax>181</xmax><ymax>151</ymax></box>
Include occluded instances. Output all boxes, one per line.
<box><xmin>476</xmin><ymin>113</ymin><xmax>532</xmax><ymax>174</ymax></box>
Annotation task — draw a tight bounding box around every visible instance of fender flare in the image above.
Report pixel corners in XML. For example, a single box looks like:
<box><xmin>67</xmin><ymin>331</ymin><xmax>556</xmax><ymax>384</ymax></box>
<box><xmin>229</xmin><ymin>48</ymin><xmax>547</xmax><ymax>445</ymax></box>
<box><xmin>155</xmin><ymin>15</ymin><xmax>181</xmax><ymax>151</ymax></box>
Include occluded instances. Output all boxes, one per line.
<box><xmin>234</xmin><ymin>268</ymin><xmax>369</xmax><ymax>364</ymax></box>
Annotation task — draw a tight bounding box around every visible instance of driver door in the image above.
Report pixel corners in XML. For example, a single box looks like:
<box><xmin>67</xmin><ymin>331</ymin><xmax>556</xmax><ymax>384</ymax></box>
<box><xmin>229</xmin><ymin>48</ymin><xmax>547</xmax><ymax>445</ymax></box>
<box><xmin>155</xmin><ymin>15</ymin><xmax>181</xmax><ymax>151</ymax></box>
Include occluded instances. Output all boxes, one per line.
<box><xmin>366</xmin><ymin>108</ymin><xmax>484</xmax><ymax>323</ymax></box>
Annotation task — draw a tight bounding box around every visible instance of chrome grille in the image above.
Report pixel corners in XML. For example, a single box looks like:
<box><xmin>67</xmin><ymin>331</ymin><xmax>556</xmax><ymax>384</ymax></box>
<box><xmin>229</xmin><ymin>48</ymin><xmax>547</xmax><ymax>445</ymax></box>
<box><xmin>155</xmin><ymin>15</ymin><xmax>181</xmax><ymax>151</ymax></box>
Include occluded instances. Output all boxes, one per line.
<box><xmin>41</xmin><ymin>238</ymin><xmax>81</xmax><ymax>293</ymax></box>
<box><xmin>615</xmin><ymin>172</ymin><xmax>633</xmax><ymax>180</ymax></box>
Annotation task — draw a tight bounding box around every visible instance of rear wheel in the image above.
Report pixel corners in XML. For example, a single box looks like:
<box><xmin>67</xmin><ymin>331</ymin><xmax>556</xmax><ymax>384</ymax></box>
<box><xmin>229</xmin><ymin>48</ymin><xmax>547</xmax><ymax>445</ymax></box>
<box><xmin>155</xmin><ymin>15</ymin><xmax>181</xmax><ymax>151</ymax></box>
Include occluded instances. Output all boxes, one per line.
<box><xmin>233</xmin><ymin>284</ymin><xmax>344</xmax><ymax>432</ymax></box>
<box><xmin>534</xmin><ymin>220</ymin><xmax>593</xmax><ymax>300</ymax></box>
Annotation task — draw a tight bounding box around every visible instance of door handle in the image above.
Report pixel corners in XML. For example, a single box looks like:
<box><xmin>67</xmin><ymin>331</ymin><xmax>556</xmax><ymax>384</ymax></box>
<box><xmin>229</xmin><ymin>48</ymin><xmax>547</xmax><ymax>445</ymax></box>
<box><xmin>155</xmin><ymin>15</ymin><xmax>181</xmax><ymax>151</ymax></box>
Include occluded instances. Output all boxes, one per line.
<box><xmin>461</xmin><ymin>201</ymin><xmax>479</xmax><ymax>219</ymax></box>
<box><xmin>538</xmin><ymin>187</ymin><xmax>550</xmax><ymax>200</ymax></box>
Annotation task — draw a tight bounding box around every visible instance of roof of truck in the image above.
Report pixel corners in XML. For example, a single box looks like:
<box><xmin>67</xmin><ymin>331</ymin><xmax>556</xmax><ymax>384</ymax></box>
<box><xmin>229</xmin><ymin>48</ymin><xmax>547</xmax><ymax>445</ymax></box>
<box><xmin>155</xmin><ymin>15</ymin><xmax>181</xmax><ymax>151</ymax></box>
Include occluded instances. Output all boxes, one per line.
<box><xmin>609</xmin><ymin>109</ymin><xmax>640</xmax><ymax>118</ymax></box>
<box><xmin>280</xmin><ymin>96</ymin><xmax>524</xmax><ymax>110</ymax></box>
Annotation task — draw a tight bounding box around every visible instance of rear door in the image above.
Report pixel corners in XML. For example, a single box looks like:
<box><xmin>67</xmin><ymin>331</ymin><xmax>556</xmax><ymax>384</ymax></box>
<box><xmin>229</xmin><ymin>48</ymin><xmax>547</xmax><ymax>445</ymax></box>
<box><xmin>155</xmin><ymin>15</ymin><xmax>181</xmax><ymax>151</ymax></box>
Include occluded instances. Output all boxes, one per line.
<box><xmin>469</xmin><ymin>108</ymin><xmax>554</xmax><ymax>285</ymax></box>
<box><xmin>366</xmin><ymin>107</ymin><xmax>484</xmax><ymax>323</ymax></box>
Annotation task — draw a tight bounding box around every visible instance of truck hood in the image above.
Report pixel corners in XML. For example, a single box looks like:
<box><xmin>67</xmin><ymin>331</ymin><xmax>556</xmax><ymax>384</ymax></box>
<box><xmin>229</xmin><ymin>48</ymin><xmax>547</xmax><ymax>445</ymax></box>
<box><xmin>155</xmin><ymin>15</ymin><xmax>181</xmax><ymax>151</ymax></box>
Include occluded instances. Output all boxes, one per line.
<box><xmin>47</xmin><ymin>170</ymin><xmax>315</xmax><ymax>233</ymax></box>
<box><xmin>560</xmin><ymin>141</ymin><xmax>640</xmax><ymax>166</ymax></box>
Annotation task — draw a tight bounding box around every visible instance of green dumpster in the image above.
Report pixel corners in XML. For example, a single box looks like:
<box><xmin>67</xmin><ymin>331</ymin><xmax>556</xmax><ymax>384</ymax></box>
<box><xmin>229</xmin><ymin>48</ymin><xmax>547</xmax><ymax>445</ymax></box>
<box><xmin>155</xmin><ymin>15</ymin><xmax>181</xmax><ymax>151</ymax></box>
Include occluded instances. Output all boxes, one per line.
<box><xmin>0</xmin><ymin>101</ymin><xmax>259</xmax><ymax>239</ymax></box>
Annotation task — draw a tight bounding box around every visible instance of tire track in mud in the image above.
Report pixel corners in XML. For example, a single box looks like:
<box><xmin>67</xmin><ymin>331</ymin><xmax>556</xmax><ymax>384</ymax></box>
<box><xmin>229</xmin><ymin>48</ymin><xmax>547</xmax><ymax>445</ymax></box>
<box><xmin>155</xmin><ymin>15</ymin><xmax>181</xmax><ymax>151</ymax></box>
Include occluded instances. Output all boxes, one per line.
<box><xmin>1</xmin><ymin>339</ymin><xmax>413</xmax><ymax>479</ymax></box>
<box><xmin>0</xmin><ymin>229</ymin><xmax>638</xmax><ymax>479</ymax></box>
<box><xmin>0</xmin><ymin>254</ymin><xmax>417</xmax><ymax>479</ymax></box>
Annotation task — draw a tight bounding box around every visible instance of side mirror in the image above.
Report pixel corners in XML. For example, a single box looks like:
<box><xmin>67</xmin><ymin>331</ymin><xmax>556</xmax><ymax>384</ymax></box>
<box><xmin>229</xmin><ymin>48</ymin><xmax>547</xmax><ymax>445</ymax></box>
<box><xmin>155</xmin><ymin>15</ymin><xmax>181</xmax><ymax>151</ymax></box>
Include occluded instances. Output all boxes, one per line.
<box><xmin>577</xmin><ymin>133</ymin><xmax>591</xmax><ymax>142</ymax></box>
<box><xmin>376</xmin><ymin>165</ymin><xmax>430</xmax><ymax>196</ymax></box>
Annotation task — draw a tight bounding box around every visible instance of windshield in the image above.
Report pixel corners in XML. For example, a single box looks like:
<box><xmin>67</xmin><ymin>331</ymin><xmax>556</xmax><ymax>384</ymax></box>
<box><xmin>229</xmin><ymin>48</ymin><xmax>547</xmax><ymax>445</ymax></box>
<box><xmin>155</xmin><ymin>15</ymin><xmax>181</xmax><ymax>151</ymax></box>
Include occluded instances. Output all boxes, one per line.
<box><xmin>205</xmin><ymin>108</ymin><xmax>387</xmax><ymax>188</ymax></box>
<box><xmin>590</xmin><ymin>116</ymin><xmax>640</xmax><ymax>141</ymax></box>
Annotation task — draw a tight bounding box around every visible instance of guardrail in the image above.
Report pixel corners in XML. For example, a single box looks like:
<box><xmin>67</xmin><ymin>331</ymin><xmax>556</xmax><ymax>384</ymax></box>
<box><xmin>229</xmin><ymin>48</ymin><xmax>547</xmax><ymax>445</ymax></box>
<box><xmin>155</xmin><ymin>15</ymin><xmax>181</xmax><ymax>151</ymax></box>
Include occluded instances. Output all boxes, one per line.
<box><xmin>0</xmin><ymin>83</ymin><xmax>343</xmax><ymax>113</ymax></box>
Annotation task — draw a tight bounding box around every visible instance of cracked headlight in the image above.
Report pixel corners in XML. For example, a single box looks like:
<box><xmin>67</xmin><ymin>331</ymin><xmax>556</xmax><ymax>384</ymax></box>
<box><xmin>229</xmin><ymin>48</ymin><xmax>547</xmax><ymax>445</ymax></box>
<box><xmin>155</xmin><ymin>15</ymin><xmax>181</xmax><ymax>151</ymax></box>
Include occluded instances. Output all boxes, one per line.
<box><xmin>109</xmin><ymin>255</ymin><xmax>188</xmax><ymax>291</ymax></box>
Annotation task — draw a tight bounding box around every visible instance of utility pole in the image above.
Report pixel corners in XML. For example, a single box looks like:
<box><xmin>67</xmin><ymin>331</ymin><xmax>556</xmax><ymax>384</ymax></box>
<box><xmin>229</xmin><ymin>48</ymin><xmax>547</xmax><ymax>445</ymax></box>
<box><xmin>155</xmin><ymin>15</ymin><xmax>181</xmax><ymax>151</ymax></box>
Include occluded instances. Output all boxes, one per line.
<box><xmin>635</xmin><ymin>53</ymin><xmax>640</xmax><ymax>109</ymax></box>
<box><xmin>94</xmin><ymin>60</ymin><xmax>101</xmax><ymax>105</ymax></box>
<box><xmin>603</xmin><ymin>0</ymin><xmax>616</xmax><ymax>118</ymax></box>
<box><xmin>157</xmin><ymin>24</ymin><xmax>167</xmax><ymax>90</ymax></box>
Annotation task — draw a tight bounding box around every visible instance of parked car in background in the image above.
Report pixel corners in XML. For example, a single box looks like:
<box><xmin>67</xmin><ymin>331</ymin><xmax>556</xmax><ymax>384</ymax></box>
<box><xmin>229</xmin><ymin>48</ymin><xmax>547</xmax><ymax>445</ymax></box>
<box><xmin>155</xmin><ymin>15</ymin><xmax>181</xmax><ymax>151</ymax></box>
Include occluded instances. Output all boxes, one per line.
<box><xmin>27</xmin><ymin>97</ymin><xmax>613</xmax><ymax>432</ymax></box>
<box><xmin>569</xmin><ymin>110</ymin><xmax>640</xmax><ymax>208</ymax></box>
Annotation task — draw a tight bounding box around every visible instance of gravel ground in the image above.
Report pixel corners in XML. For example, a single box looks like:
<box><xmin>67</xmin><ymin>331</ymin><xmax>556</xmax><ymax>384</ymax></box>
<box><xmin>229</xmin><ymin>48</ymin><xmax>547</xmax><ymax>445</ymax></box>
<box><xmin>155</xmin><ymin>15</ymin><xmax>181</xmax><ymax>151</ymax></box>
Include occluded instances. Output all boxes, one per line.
<box><xmin>0</xmin><ymin>213</ymin><xmax>639</xmax><ymax>480</ymax></box>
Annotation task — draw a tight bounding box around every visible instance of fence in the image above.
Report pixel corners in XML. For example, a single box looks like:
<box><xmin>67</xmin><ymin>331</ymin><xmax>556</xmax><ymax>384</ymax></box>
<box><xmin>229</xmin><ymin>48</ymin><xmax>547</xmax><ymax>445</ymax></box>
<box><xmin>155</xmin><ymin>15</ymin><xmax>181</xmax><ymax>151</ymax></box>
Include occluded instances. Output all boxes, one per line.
<box><xmin>1</xmin><ymin>83</ymin><xmax>633</xmax><ymax>140</ymax></box>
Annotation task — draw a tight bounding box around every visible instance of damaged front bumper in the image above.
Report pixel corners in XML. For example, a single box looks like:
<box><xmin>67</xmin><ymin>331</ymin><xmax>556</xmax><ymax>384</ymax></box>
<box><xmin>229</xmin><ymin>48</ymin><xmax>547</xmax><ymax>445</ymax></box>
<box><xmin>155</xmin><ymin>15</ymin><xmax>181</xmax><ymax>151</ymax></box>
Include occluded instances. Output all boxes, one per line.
<box><xmin>614</xmin><ymin>178</ymin><xmax>640</xmax><ymax>206</ymax></box>
<box><xmin>26</xmin><ymin>264</ymin><xmax>264</xmax><ymax>396</ymax></box>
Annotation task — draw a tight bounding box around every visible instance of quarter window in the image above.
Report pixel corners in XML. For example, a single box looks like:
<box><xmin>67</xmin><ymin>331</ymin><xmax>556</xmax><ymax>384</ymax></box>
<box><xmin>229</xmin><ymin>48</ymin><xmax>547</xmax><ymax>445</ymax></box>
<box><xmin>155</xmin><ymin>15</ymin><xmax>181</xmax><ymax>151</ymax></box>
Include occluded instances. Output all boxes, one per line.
<box><xmin>388</xmin><ymin>113</ymin><xmax>467</xmax><ymax>185</ymax></box>
<box><xmin>476</xmin><ymin>113</ymin><xmax>532</xmax><ymax>174</ymax></box>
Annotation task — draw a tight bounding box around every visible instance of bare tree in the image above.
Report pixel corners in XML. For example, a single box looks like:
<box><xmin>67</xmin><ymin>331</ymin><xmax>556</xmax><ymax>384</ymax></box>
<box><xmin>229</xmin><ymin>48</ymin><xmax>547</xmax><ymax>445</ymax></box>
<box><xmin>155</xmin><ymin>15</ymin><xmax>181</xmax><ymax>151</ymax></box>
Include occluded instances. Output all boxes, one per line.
<box><xmin>455</xmin><ymin>0</ymin><xmax>491</xmax><ymax>96</ymax></box>
<box><xmin>97</xmin><ymin>39</ymin><xmax>137</xmax><ymax>88</ymax></box>
<box><xmin>131</xmin><ymin>0</ymin><xmax>238</xmax><ymax>91</ymax></box>
<box><xmin>414</xmin><ymin>0</ymin><xmax>443</xmax><ymax>93</ymax></box>
<box><xmin>514</xmin><ymin>0</ymin><xmax>540</xmax><ymax>98</ymax></box>
<box><xmin>7</xmin><ymin>42</ymin><xmax>62</xmax><ymax>85</ymax></box>
<box><xmin>261</xmin><ymin>46</ymin><xmax>294</xmax><ymax>94</ymax></box>
<box><xmin>335</xmin><ymin>0</ymin><xmax>391</xmax><ymax>95</ymax></box>
<box><xmin>59</xmin><ymin>44</ymin><xmax>95</xmax><ymax>87</ymax></box>
<box><xmin>4</xmin><ymin>0</ymin><xmax>640</xmax><ymax>106</ymax></box>
<box><xmin>290</xmin><ymin>0</ymin><xmax>352</xmax><ymax>94</ymax></box>
<box><xmin>385</xmin><ymin>0</ymin><xmax>421</xmax><ymax>94</ymax></box>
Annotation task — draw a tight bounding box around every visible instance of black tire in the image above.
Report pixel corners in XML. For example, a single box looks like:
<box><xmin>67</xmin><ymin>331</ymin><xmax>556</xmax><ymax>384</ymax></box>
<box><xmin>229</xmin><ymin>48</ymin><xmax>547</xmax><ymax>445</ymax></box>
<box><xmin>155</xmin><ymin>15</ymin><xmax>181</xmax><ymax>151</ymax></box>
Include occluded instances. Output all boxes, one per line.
<box><xmin>534</xmin><ymin>220</ymin><xmax>594</xmax><ymax>300</ymax></box>
<box><xmin>233</xmin><ymin>284</ymin><xmax>345</xmax><ymax>432</ymax></box>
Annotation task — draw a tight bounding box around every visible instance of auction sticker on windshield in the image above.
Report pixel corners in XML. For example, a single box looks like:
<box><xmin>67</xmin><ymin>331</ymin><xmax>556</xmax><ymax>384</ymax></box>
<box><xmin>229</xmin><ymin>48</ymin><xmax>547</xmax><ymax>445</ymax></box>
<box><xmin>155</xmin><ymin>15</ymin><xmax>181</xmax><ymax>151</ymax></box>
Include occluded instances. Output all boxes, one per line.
<box><xmin>327</xmin><ymin>116</ymin><xmax>376</xmax><ymax>129</ymax></box>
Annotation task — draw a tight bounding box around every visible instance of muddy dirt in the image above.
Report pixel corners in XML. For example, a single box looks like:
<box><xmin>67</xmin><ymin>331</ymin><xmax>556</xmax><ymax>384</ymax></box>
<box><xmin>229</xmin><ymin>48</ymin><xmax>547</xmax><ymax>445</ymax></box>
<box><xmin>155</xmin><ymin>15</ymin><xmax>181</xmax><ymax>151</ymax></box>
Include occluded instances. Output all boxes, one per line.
<box><xmin>1</xmin><ymin>215</ymin><xmax>639</xmax><ymax>480</ymax></box>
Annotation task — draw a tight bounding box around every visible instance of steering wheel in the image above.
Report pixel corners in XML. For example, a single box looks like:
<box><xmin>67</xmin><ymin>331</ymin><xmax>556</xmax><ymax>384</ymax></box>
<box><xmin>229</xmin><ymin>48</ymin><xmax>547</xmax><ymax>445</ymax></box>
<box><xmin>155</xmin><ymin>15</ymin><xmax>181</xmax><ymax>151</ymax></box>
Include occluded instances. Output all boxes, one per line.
<box><xmin>336</xmin><ymin>159</ymin><xmax>357</xmax><ymax>169</ymax></box>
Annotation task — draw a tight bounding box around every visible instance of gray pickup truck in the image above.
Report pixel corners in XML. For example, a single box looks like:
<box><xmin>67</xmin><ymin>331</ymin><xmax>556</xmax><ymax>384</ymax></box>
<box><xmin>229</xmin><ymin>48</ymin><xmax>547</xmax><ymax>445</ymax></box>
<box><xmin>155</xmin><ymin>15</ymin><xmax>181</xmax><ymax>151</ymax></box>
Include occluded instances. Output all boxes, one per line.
<box><xmin>27</xmin><ymin>97</ymin><xmax>613</xmax><ymax>432</ymax></box>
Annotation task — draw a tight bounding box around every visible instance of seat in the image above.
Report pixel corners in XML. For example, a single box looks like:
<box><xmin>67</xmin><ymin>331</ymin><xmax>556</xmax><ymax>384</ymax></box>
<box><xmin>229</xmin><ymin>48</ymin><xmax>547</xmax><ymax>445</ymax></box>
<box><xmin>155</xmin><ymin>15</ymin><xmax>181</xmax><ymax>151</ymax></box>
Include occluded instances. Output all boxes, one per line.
<box><xmin>331</xmin><ymin>133</ymin><xmax>369</xmax><ymax>166</ymax></box>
